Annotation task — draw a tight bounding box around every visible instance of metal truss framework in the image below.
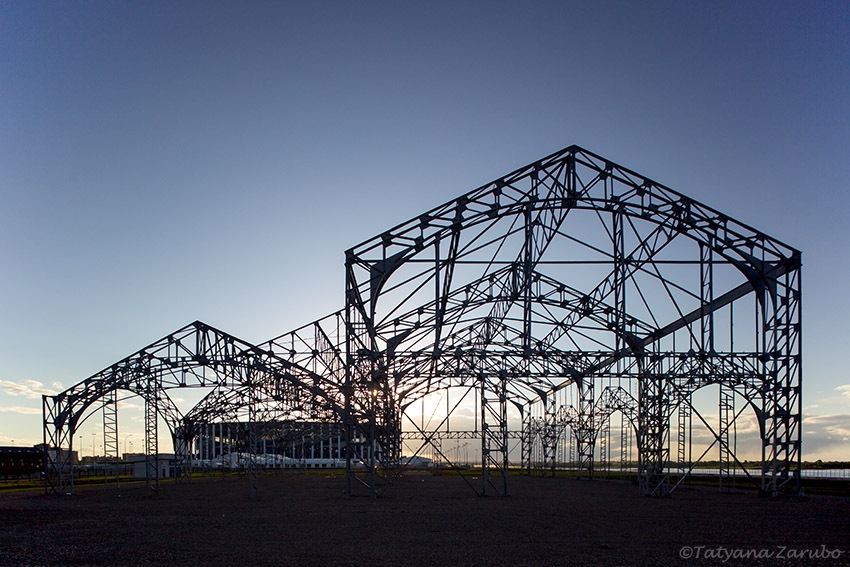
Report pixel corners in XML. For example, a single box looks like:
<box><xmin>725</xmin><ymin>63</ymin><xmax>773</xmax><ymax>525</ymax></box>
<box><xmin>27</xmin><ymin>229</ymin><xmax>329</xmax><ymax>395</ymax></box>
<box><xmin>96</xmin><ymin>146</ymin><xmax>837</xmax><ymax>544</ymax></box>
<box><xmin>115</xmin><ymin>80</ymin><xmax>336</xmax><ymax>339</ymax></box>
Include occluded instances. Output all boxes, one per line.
<box><xmin>43</xmin><ymin>321</ymin><xmax>343</xmax><ymax>495</ymax></box>
<box><xmin>342</xmin><ymin>145</ymin><xmax>801</xmax><ymax>497</ymax></box>
<box><xmin>43</xmin><ymin>145</ymin><xmax>801</xmax><ymax>499</ymax></box>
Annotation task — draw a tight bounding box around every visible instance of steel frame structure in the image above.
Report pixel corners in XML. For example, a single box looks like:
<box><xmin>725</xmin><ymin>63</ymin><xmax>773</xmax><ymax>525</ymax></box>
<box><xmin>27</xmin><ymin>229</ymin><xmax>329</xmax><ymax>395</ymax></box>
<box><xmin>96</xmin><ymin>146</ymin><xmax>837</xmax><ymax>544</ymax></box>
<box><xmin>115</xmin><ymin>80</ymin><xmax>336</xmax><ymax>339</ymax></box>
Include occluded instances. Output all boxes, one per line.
<box><xmin>43</xmin><ymin>321</ymin><xmax>343</xmax><ymax>495</ymax></box>
<box><xmin>342</xmin><ymin>145</ymin><xmax>801</xmax><ymax>497</ymax></box>
<box><xmin>43</xmin><ymin>145</ymin><xmax>801</xmax><ymax>499</ymax></box>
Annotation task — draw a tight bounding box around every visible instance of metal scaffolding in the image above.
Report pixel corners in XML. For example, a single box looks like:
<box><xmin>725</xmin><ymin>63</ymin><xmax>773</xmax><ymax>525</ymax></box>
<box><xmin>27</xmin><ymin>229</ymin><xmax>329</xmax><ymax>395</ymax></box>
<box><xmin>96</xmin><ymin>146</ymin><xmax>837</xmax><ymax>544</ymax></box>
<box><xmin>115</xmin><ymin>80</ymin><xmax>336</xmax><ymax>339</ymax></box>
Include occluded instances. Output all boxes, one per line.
<box><xmin>43</xmin><ymin>145</ymin><xmax>802</xmax><ymax>499</ymax></box>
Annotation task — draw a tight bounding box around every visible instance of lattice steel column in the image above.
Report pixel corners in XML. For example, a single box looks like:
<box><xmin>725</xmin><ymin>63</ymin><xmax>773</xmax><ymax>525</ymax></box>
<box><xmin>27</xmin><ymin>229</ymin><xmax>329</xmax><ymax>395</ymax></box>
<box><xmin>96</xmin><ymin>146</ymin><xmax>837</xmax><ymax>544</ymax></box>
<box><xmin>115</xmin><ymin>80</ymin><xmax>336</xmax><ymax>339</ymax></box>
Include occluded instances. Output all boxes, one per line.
<box><xmin>480</xmin><ymin>373</ymin><xmax>509</xmax><ymax>496</ymax></box>
<box><xmin>610</xmin><ymin>204</ymin><xmax>626</xmax><ymax>483</ymax></box>
<box><xmin>719</xmin><ymin>385</ymin><xmax>735</xmax><ymax>491</ymax></box>
<box><xmin>173</xmin><ymin>424</ymin><xmax>192</xmax><ymax>483</ymax></box>
<box><xmin>378</xmin><ymin>391</ymin><xmax>402</xmax><ymax>477</ymax></box>
<box><xmin>760</xmin><ymin>257</ymin><xmax>802</xmax><ymax>495</ymax></box>
<box><xmin>676</xmin><ymin>393</ymin><xmax>692</xmax><ymax>485</ymax></box>
<box><xmin>700</xmin><ymin>243</ymin><xmax>714</xmax><ymax>354</ymax></box>
<box><xmin>612</xmin><ymin>206</ymin><xmax>627</xmax><ymax>347</ymax></box>
<box><xmin>698</xmin><ymin>242</ymin><xmax>715</xmax><ymax>490</ymax></box>
<box><xmin>343</xmin><ymin>251</ymin><xmax>384</xmax><ymax>498</ymax></box>
<box><xmin>103</xmin><ymin>389</ymin><xmax>119</xmax><ymax>461</ymax></box>
<box><xmin>43</xmin><ymin>394</ymin><xmax>76</xmax><ymax>495</ymax></box>
<box><xmin>576</xmin><ymin>380</ymin><xmax>595</xmax><ymax>479</ymax></box>
<box><xmin>248</xmin><ymin>370</ymin><xmax>258</xmax><ymax>498</ymax></box>
<box><xmin>103</xmin><ymin>389</ymin><xmax>119</xmax><ymax>485</ymax></box>
<box><xmin>542</xmin><ymin>394</ymin><xmax>558</xmax><ymax>477</ymax></box>
<box><xmin>144</xmin><ymin>375</ymin><xmax>159</xmax><ymax>496</ymax></box>
<box><xmin>638</xmin><ymin>354</ymin><xmax>670</xmax><ymax>496</ymax></box>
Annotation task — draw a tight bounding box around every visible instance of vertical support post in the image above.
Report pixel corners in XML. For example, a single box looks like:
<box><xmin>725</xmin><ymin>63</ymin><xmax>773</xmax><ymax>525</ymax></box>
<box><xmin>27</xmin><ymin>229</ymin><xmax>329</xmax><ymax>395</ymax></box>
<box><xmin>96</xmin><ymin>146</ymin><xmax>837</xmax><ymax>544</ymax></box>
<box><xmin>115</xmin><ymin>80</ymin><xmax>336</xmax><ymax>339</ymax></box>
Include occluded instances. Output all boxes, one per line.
<box><xmin>542</xmin><ymin>394</ymin><xmax>558</xmax><ymax>477</ymax></box>
<box><xmin>480</xmin><ymin>372</ymin><xmax>509</xmax><ymax>496</ymax></box>
<box><xmin>368</xmin><ymin>388</ymin><xmax>377</xmax><ymax>498</ymax></box>
<box><xmin>379</xmin><ymin>388</ymin><xmax>401</xmax><ymax>482</ymax></box>
<box><xmin>700</xmin><ymin>243</ymin><xmax>714</xmax><ymax>354</ymax></box>
<box><xmin>102</xmin><ymin>388</ymin><xmax>119</xmax><ymax>485</ymax></box>
<box><xmin>609</xmin><ymin>206</ymin><xmax>625</xmax><ymax>482</ymax></box>
<box><xmin>612</xmin><ymin>208</ymin><xmax>626</xmax><ymax>347</ymax></box>
<box><xmin>676</xmin><ymin>391</ymin><xmax>692</xmax><ymax>485</ymax></box>
<box><xmin>144</xmin><ymin>374</ymin><xmax>159</xmax><ymax>496</ymax></box>
<box><xmin>576</xmin><ymin>379</ymin><xmax>595</xmax><ymax>479</ymax></box>
<box><xmin>247</xmin><ymin>368</ymin><xmax>258</xmax><ymax>498</ymax></box>
<box><xmin>43</xmin><ymin>394</ymin><xmax>76</xmax><ymax>495</ymax></box>
<box><xmin>343</xmin><ymin>253</ymin><xmax>357</xmax><ymax>498</ymax></box>
<box><xmin>719</xmin><ymin>385</ymin><xmax>735</xmax><ymax>491</ymax></box>
<box><xmin>522</xmin><ymin>202</ymin><xmax>534</xmax><ymax>358</ymax></box>
<box><xmin>343</xmin><ymin>249</ymin><xmax>392</xmax><ymax>498</ymax></box>
<box><xmin>638</xmin><ymin>352</ymin><xmax>670</xmax><ymax>496</ymax></box>
<box><xmin>174</xmin><ymin>424</ymin><xmax>192</xmax><ymax>484</ymax></box>
<box><xmin>760</xmin><ymin>256</ymin><xmax>802</xmax><ymax>495</ymax></box>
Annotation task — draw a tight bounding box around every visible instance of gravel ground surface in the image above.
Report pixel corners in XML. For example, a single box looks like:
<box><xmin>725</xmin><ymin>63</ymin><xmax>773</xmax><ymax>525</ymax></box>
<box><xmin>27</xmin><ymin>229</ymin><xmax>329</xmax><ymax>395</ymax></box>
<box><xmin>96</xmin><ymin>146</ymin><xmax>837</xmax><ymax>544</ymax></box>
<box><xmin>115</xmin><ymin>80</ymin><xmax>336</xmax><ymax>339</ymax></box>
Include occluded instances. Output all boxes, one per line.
<box><xmin>1</xmin><ymin>472</ymin><xmax>848</xmax><ymax>567</ymax></box>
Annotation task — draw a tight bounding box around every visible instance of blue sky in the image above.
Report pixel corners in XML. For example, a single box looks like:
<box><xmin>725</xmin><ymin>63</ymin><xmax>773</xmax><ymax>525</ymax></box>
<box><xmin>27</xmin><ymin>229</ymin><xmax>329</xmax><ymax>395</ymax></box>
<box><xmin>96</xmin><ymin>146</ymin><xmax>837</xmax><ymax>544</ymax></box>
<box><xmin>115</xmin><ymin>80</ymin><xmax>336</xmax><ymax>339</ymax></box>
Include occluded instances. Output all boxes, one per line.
<box><xmin>1</xmin><ymin>1</ymin><xmax>848</xmax><ymax>459</ymax></box>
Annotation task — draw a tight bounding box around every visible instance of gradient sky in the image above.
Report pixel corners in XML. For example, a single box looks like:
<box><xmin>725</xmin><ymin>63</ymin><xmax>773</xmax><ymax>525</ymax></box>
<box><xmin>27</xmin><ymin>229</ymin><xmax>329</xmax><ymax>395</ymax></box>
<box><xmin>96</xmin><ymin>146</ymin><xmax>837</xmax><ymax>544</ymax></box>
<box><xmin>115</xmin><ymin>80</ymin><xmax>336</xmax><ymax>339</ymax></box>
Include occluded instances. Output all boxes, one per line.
<box><xmin>1</xmin><ymin>1</ymin><xmax>848</xmax><ymax>459</ymax></box>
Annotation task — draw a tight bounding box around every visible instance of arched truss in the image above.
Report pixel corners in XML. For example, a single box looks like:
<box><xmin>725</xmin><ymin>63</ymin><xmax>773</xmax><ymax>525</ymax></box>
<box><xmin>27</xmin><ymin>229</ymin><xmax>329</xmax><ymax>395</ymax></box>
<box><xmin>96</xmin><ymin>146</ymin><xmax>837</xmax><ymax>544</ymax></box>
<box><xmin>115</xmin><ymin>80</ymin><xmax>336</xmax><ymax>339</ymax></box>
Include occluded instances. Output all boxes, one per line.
<box><xmin>43</xmin><ymin>145</ymin><xmax>801</xmax><ymax>499</ymax></box>
<box><xmin>343</xmin><ymin>145</ymin><xmax>801</xmax><ymax>497</ymax></box>
<box><xmin>43</xmin><ymin>321</ymin><xmax>344</xmax><ymax>495</ymax></box>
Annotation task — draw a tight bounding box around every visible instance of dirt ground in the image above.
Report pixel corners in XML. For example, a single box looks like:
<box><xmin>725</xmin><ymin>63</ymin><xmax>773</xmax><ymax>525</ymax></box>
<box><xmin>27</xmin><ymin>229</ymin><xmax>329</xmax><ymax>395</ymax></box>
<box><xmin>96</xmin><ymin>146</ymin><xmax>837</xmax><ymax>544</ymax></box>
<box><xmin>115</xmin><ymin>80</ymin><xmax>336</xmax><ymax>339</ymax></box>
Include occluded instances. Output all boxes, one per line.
<box><xmin>1</xmin><ymin>472</ymin><xmax>848</xmax><ymax>567</ymax></box>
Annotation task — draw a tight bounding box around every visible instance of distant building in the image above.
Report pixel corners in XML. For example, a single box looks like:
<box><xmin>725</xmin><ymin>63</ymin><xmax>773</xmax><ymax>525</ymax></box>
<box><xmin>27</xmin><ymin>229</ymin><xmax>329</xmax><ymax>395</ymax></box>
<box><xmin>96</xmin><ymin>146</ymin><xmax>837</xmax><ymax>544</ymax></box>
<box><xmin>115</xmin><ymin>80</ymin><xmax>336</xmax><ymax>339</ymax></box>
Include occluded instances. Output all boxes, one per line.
<box><xmin>403</xmin><ymin>456</ymin><xmax>433</xmax><ymax>468</ymax></box>
<box><xmin>0</xmin><ymin>446</ymin><xmax>44</xmax><ymax>479</ymax></box>
<box><xmin>192</xmin><ymin>420</ymin><xmax>351</xmax><ymax>463</ymax></box>
<box><xmin>125</xmin><ymin>454</ymin><xmax>177</xmax><ymax>479</ymax></box>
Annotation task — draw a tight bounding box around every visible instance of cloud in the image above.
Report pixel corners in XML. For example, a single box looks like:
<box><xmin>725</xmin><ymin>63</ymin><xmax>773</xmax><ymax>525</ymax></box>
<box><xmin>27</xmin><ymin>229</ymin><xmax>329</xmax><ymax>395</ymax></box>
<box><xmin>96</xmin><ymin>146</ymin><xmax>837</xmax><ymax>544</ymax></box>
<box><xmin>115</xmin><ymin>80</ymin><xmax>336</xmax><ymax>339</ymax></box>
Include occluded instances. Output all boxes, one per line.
<box><xmin>801</xmin><ymin>414</ymin><xmax>850</xmax><ymax>459</ymax></box>
<box><xmin>835</xmin><ymin>385</ymin><xmax>850</xmax><ymax>400</ymax></box>
<box><xmin>804</xmin><ymin>413</ymin><xmax>850</xmax><ymax>439</ymax></box>
<box><xmin>0</xmin><ymin>379</ymin><xmax>58</xmax><ymax>399</ymax></box>
<box><xmin>0</xmin><ymin>405</ymin><xmax>41</xmax><ymax>415</ymax></box>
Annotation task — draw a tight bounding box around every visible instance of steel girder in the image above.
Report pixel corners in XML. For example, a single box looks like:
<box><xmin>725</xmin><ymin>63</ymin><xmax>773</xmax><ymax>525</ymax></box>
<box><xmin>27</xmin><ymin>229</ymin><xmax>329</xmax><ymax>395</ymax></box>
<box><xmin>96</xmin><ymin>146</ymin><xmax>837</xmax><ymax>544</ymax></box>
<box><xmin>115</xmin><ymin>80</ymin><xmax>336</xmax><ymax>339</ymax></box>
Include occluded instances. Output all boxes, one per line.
<box><xmin>343</xmin><ymin>145</ymin><xmax>801</xmax><ymax>497</ymax></box>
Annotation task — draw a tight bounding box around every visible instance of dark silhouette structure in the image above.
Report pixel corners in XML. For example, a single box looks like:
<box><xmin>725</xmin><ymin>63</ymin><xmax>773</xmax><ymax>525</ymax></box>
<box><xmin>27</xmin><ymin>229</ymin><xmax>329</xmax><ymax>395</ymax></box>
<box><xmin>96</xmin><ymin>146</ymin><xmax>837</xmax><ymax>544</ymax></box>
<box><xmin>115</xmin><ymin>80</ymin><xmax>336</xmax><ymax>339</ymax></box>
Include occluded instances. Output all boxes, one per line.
<box><xmin>44</xmin><ymin>146</ymin><xmax>802</xmax><ymax>498</ymax></box>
